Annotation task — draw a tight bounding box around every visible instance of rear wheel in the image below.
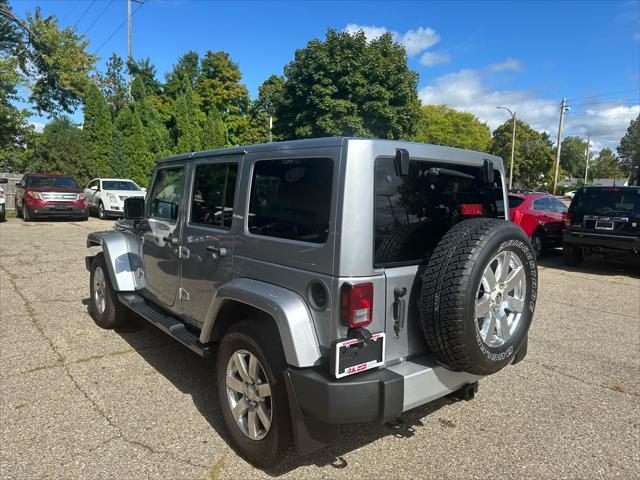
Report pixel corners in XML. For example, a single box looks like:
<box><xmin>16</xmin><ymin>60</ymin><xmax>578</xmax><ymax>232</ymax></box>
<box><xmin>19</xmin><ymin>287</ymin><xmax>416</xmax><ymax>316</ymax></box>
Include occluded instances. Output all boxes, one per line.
<box><xmin>217</xmin><ymin>321</ymin><xmax>293</xmax><ymax>468</ymax></box>
<box><xmin>89</xmin><ymin>254</ymin><xmax>131</xmax><ymax>329</ymax></box>
<box><xmin>531</xmin><ymin>232</ymin><xmax>543</xmax><ymax>259</ymax></box>
<box><xmin>421</xmin><ymin>218</ymin><xmax>537</xmax><ymax>376</ymax></box>
<box><xmin>563</xmin><ymin>245</ymin><xmax>583</xmax><ymax>266</ymax></box>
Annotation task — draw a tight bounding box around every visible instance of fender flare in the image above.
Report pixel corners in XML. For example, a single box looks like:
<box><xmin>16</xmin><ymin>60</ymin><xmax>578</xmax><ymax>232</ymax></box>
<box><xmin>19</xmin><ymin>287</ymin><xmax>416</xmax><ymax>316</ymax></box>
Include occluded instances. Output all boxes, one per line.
<box><xmin>200</xmin><ymin>278</ymin><xmax>322</xmax><ymax>368</ymax></box>
<box><xmin>86</xmin><ymin>231</ymin><xmax>144</xmax><ymax>291</ymax></box>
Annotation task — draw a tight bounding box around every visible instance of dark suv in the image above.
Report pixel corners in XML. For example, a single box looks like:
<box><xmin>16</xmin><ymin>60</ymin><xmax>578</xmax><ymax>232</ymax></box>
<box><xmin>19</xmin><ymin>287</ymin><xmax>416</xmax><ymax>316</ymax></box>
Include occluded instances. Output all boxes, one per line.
<box><xmin>15</xmin><ymin>173</ymin><xmax>88</xmax><ymax>221</ymax></box>
<box><xmin>563</xmin><ymin>186</ymin><xmax>640</xmax><ymax>265</ymax></box>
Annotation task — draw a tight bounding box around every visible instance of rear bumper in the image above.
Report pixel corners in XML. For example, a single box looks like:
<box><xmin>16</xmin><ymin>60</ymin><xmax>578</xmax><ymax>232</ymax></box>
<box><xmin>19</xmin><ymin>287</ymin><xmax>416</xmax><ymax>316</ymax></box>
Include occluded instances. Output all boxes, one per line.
<box><xmin>564</xmin><ymin>230</ymin><xmax>640</xmax><ymax>253</ymax></box>
<box><xmin>29</xmin><ymin>205</ymin><xmax>87</xmax><ymax>218</ymax></box>
<box><xmin>287</xmin><ymin>355</ymin><xmax>481</xmax><ymax>425</ymax></box>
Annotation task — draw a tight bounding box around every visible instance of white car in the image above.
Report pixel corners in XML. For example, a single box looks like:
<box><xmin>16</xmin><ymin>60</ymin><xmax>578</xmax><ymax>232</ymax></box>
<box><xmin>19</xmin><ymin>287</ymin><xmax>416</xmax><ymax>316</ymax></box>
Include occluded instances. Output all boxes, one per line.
<box><xmin>85</xmin><ymin>178</ymin><xmax>146</xmax><ymax>219</ymax></box>
<box><xmin>0</xmin><ymin>177</ymin><xmax>7</xmax><ymax>222</ymax></box>
<box><xmin>564</xmin><ymin>190</ymin><xmax>576</xmax><ymax>200</ymax></box>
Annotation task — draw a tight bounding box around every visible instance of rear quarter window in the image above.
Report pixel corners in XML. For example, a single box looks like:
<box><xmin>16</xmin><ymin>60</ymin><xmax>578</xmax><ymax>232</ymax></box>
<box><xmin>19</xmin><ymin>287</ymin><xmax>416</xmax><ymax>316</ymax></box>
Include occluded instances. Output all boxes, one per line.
<box><xmin>248</xmin><ymin>158</ymin><xmax>333</xmax><ymax>244</ymax></box>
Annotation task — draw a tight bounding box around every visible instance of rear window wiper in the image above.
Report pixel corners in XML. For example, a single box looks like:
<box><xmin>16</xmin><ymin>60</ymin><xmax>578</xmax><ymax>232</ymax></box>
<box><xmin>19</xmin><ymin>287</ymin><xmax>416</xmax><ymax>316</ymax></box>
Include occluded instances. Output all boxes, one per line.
<box><xmin>427</xmin><ymin>167</ymin><xmax>476</xmax><ymax>181</ymax></box>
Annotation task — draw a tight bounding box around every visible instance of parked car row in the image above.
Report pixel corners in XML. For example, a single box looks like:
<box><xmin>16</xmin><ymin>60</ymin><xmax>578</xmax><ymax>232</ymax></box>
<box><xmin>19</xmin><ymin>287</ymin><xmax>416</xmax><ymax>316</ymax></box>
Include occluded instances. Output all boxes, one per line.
<box><xmin>9</xmin><ymin>173</ymin><xmax>145</xmax><ymax>222</ymax></box>
<box><xmin>507</xmin><ymin>187</ymin><xmax>640</xmax><ymax>265</ymax></box>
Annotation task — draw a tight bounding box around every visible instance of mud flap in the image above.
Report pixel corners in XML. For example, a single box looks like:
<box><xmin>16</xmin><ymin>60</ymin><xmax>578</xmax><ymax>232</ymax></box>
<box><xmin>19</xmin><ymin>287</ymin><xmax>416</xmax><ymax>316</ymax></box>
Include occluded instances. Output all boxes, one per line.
<box><xmin>284</xmin><ymin>370</ymin><xmax>340</xmax><ymax>456</ymax></box>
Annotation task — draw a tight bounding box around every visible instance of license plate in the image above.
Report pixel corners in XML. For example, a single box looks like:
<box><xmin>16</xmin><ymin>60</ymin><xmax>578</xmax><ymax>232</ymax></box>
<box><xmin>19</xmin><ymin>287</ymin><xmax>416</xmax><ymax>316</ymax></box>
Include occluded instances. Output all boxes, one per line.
<box><xmin>595</xmin><ymin>220</ymin><xmax>614</xmax><ymax>230</ymax></box>
<box><xmin>331</xmin><ymin>332</ymin><xmax>385</xmax><ymax>379</ymax></box>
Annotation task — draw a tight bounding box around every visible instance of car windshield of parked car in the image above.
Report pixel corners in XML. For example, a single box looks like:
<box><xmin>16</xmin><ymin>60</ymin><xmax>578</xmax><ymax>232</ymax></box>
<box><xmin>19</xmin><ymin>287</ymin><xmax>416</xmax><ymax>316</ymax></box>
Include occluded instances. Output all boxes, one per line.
<box><xmin>102</xmin><ymin>180</ymin><xmax>141</xmax><ymax>191</ymax></box>
<box><xmin>573</xmin><ymin>188</ymin><xmax>639</xmax><ymax>215</ymax></box>
<box><xmin>28</xmin><ymin>176</ymin><xmax>79</xmax><ymax>189</ymax></box>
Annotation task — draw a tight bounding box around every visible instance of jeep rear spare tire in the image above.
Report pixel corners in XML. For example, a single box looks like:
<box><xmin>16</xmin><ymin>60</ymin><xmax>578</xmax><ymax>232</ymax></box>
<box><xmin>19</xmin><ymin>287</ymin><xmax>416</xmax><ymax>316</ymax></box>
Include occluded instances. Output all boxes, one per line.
<box><xmin>420</xmin><ymin>218</ymin><xmax>537</xmax><ymax>375</ymax></box>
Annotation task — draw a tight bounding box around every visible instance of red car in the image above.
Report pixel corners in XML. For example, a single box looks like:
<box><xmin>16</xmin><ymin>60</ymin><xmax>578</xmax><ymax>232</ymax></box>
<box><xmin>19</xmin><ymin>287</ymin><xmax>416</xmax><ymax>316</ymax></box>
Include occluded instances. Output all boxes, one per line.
<box><xmin>508</xmin><ymin>192</ymin><xmax>568</xmax><ymax>257</ymax></box>
<box><xmin>15</xmin><ymin>173</ymin><xmax>88</xmax><ymax>221</ymax></box>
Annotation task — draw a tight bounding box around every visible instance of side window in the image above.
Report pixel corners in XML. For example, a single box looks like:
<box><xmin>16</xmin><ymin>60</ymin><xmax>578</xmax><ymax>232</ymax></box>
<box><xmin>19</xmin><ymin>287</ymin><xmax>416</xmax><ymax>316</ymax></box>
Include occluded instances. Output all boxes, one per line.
<box><xmin>248</xmin><ymin>158</ymin><xmax>333</xmax><ymax>244</ymax></box>
<box><xmin>190</xmin><ymin>163</ymin><xmax>238</xmax><ymax>229</ymax></box>
<box><xmin>148</xmin><ymin>167</ymin><xmax>185</xmax><ymax>222</ymax></box>
<box><xmin>508</xmin><ymin>195</ymin><xmax>525</xmax><ymax>208</ymax></box>
<box><xmin>551</xmin><ymin>198</ymin><xmax>568</xmax><ymax>214</ymax></box>
<box><xmin>532</xmin><ymin>198</ymin><xmax>550</xmax><ymax>211</ymax></box>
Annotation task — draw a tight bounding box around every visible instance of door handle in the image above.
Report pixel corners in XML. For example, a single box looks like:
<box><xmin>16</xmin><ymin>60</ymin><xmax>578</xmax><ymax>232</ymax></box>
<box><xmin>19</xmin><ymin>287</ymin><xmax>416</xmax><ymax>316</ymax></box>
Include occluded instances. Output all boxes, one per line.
<box><xmin>206</xmin><ymin>245</ymin><xmax>227</xmax><ymax>258</ymax></box>
<box><xmin>162</xmin><ymin>235</ymin><xmax>179</xmax><ymax>246</ymax></box>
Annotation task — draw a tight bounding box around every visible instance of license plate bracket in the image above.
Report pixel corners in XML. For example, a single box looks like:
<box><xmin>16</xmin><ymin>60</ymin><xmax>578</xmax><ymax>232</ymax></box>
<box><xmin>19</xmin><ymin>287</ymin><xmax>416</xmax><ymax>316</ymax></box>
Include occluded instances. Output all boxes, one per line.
<box><xmin>331</xmin><ymin>332</ymin><xmax>385</xmax><ymax>379</ymax></box>
<box><xmin>595</xmin><ymin>220</ymin><xmax>614</xmax><ymax>230</ymax></box>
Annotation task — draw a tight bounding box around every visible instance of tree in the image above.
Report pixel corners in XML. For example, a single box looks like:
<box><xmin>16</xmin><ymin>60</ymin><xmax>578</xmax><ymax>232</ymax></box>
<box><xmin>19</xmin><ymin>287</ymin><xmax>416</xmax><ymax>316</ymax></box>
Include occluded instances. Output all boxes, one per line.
<box><xmin>243</xmin><ymin>74</ymin><xmax>285</xmax><ymax>144</ymax></box>
<box><xmin>113</xmin><ymin>107</ymin><xmax>152</xmax><ymax>186</ymax></box>
<box><xmin>100</xmin><ymin>54</ymin><xmax>128</xmax><ymax>119</ymax></box>
<box><xmin>131</xmin><ymin>76</ymin><xmax>171</xmax><ymax>160</ymax></box>
<box><xmin>617</xmin><ymin>114</ymin><xmax>640</xmax><ymax>185</ymax></box>
<box><xmin>164</xmin><ymin>51</ymin><xmax>200</xmax><ymax>98</ymax></box>
<box><xmin>195</xmin><ymin>51</ymin><xmax>250</xmax><ymax>145</ymax></box>
<box><xmin>413</xmin><ymin>105</ymin><xmax>491</xmax><ymax>151</ymax></box>
<box><xmin>82</xmin><ymin>84</ymin><xmax>113</xmax><ymax>177</ymax></box>
<box><xmin>128</xmin><ymin>57</ymin><xmax>161</xmax><ymax>96</ymax></box>
<box><xmin>275</xmin><ymin>28</ymin><xmax>420</xmax><ymax>140</ymax></box>
<box><xmin>172</xmin><ymin>80</ymin><xmax>204</xmax><ymax>153</ymax></box>
<box><xmin>591</xmin><ymin>148</ymin><xmax>625</xmax><ymax>180</ymax></box>
<box><xmin>559</xmin><ymin>136</ymin><xmax>588</xmax><ymax>179</ymax></box>
<box><xmin>202</xmin><ymin>107</ymin><xmax>226</xmax><ymax>149</ymax></box>
<box><xmin>490</xmin><ymin>119</ymin><xmax>555</xmax><ymax>188</ymax></box>
<box><xmin>29</xmin><ymin>117</ymin><xmax>90</xmax><ymax>183</ymax></box>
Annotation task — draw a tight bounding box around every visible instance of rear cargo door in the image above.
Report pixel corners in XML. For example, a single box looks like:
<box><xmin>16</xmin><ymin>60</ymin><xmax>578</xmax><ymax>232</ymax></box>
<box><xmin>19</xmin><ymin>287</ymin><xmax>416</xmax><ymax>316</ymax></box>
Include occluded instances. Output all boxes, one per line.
<box><xmin>570</xmin><ymin>187</ymin><xmax>640</xmax><ymax>237</ymax></box>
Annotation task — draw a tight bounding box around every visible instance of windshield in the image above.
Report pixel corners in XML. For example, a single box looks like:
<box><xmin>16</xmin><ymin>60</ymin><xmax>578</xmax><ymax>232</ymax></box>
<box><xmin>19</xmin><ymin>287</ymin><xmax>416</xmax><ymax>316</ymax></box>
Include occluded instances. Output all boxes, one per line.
<box><xmin>572</xmin><ymin>188</ymin><xmax>639</xmax><ymax>215</ymax></box>
<box><xmin>102</xmin><ymin>180</ymin><xmax>141</xmax><ymax>191</ymax></box>
<box><xmin>28</xmin><ymin>176</ymin><xmax>80</xmax><ymax>189</ymax></box>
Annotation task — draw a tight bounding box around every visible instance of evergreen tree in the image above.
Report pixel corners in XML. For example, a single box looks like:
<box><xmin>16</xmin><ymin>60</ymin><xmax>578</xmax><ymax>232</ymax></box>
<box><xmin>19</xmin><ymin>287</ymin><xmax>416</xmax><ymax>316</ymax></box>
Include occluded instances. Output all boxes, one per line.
<box><xmin>82</xmin><ymin>84</ymin><xmax>113</xmax><ymax>177</ymax></box>
<box><xmin>172</xmin><ymin>80</ymin><xmax>204</xmax><ymax>153</ymax></box>
<box><xmin>617</xmin><ymin>114</ymin><xmax>640</xmax><ymax>185</ymax></box>
<box><xmin>590</xmin><ymin>148</ymin><xmax>625</xmax><ymax>180</ymax></box>
<box><xmin>113</xmin><ymin>107</ymin><xmax>153</xmax><ymax>186</ymax></box>
<box><xmin>202</xmin><ymin>107</ymin><xmax>227</xmax><ymax>149</ymax></box>
<box><xmin>131</xmin><ymin>76</ymin><xmax>171</xmax><ymax>160</ymax></box>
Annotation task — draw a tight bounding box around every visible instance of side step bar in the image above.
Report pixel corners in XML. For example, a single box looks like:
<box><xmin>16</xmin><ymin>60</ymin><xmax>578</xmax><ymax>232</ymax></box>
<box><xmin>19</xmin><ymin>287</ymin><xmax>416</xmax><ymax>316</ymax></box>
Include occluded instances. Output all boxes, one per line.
<box><xmin>118</xmin><ymin>293</ymin><xmax>214</xmax><ymax>357</ymax></box>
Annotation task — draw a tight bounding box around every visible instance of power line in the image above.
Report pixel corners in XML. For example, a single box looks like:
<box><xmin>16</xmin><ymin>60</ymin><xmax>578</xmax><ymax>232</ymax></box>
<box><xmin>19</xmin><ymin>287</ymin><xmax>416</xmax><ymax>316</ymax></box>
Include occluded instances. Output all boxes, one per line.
<box><xmin>93</xmin><ymin>1</ymin><xmax>146</xmax><ymax>55</ymax></box>
<box><xmin>84</xmin><ymin>0</ymin><xmax>115</xmax><ymax>35</ymax></box>
<box><xmin>567</xmin><ymin>88</ymin><xmax>640</xmax><ymax>103</ymax></box>
<box><xmin>73</xmin><ymin>0</ymin><xmax>96</xmax><ymax>29</ymax></box>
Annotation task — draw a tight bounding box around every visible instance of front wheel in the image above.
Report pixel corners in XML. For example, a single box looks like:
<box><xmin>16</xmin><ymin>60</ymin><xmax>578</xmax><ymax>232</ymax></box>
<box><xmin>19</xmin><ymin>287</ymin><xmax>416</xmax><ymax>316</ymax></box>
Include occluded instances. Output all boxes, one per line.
<box><xmin>0</xmin><ymin>207</ymin><xmax>5</xmax><ymax>222</ymax></box>
<box><xmin>22</xmin><ymin>206</ymin><xmax>33</xmax><ymax>221</ymax></box>
<box><xmin>217</xmin><ymin>321</ymin><xmax>293</xmax><ymax>468</ymax></box>
<box><xmin>531</xmin><ymin>232</ymin><xmax>543</xmax><ymax>259</ymax></box>
<box><xmin>89</xmin><ymin>253</ymin><xmax>131</xmax><ymax>329</ymax></box>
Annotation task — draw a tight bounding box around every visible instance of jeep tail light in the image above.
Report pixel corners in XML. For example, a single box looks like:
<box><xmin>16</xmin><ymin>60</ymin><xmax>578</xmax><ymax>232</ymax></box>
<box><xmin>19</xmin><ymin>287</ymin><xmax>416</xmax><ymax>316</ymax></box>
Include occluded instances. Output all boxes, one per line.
<box><xmin>460</xmin><ymin>204</ymin><xmax>483</xmax><ymax>216</ymax></box>
<box><xmin>340</xmin><ymin>282</ymin><xmax>373</xmax><ymax>328</ymax></box>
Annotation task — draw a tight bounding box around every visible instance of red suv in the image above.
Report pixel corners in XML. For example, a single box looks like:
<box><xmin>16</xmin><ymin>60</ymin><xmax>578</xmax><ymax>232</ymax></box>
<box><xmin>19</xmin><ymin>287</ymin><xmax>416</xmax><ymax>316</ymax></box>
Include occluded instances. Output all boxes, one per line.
<box><xmin>15</xmin><ymin>173</ymin><xmax>88</xmax><ymax>221</ymax></box>
<box><xmin>508</xmin><ymin>192</ymin><xmax>568</xmax><ymax>257</ymax></box>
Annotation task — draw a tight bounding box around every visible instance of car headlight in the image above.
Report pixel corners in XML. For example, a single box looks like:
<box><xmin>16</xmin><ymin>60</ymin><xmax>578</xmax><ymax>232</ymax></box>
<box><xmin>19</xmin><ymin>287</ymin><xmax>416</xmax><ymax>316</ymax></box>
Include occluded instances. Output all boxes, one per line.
<box><xmin>78</xmin><ymin>192</ymin><xmax>86</xmax><ymax>200</ymax></box>
<box><xmin>26</xmin><ymin>191</ymin><xmax>42</xmax><ymax>199</ymax></box>
<box><xmin>106</xmin><ymin>192</ymin><xmax>117</xmax><ymax>202</ymax></box>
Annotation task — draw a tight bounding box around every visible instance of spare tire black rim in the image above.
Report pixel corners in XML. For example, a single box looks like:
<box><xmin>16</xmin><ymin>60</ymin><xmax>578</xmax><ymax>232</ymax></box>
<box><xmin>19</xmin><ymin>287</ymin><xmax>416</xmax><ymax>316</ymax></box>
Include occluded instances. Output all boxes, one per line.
<box><xmin>475</xmin><ymin>250</ymin><xmax>526</xmax><ymax>348</ymax></box>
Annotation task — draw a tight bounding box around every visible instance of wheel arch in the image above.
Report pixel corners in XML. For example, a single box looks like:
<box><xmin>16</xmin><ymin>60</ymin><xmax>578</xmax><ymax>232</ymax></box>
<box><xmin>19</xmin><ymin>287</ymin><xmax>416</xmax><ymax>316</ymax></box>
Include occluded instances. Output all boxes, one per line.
<box><xmin>200</xmin><ymin>278</ymin><xmax>322</xmax><ymax>368</ymax></box>
<box><xmin>86</xmin><ymin>231</ymin><xmax>145</xmax><ymax>291</ymax></box>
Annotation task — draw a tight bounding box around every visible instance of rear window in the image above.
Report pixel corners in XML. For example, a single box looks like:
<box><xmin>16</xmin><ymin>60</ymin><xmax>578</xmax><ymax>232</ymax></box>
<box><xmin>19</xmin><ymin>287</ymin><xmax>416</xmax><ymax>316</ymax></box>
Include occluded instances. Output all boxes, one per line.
<box><xmin>508</xmin><ymin>195</ymin><xmax>525</xmax><ymax>208</ymax></box>
<box><xmin>248</xmin><ymin>158</ymin><xmax>333</xmax><ymax>244</ymax></box>
<box><xmin>28</xmin><ymin>176</ymin><xmax>79</xmax><ymax>189</ymax></box>
<box><xmin>572</xmin><ymin>188</ymin><xmax>640</xmax><ymax>215</ymax></box>
<box><xmin>375</xmin><ymin>158</ymin><xmax>504</xmax><ymax>267</ymax></box>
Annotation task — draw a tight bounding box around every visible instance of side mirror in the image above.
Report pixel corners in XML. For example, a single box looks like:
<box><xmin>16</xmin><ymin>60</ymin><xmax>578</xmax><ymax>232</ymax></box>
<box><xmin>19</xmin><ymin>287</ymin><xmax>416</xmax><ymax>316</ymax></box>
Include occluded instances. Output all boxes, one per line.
<box><xmin>482</xmin><ymin>159</ymin><xmax>495</xmax><ymax>185</ymax></box>
<box><xmin>124</xmin><ymin>197</ymin><xmax>145</xmax><ymax>220</ymax></box>
<box><xmin>394</xmin><ymin>148</ymin><xmax>410</xmax><ymax>176</ymax></box>
<box><xmin>0</xmin><ymin>178</ymin><xmax>7</xmax><ymax>184</ymax></box>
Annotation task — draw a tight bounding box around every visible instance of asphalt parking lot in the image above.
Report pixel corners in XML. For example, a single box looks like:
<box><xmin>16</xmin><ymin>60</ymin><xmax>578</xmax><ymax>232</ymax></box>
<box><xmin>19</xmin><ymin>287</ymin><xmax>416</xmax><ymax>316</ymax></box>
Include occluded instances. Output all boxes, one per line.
<box><xmin>1</xmin><ymin>217</ymin><xmax>639</xmax><ymax>479</ymax></box>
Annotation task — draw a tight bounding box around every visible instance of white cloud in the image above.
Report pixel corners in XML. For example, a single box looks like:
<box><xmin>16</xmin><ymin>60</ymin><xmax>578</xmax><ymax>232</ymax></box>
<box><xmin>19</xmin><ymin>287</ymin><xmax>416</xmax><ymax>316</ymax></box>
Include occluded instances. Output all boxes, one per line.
<box><xmin>420</xmin><ymin>52</ymin><xmax>451</xmax><ymax>66</ymax></box>
<box><xmin>418</xmin><ymin>64</ymin><xmax>638</xmax><ymax>150</ymax></box>
<box><xmin>30</xmin><ymin>121</ymin><xmax>44</xmax><ymax>133</ymax></box>
<box><xmin>487</xmin><ymin>58</ymin><xmax>524</xmax><ymax>72</ymax></box>
<box><xmin>343</xmin><ymin>23</ymin><xmax>440</xmax><ymax>57</ymax></box>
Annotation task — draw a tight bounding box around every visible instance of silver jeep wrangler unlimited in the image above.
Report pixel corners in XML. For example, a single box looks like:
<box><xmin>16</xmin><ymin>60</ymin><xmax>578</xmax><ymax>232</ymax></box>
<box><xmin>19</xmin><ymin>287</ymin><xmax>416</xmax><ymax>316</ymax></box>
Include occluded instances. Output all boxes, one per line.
<box><xmin>85</xmin><ymin>138</ymin><xmax>536</xmax><ymax>467</ymax></box>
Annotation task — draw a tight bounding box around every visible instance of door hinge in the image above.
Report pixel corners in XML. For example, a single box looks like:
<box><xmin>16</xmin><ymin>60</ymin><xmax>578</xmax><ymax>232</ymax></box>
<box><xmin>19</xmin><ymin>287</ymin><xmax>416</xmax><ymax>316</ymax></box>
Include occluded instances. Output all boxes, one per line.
<box><xmin>178</xmin><ymin>288</ymin><xmax>191</xmax><ymax>302</ymax></box>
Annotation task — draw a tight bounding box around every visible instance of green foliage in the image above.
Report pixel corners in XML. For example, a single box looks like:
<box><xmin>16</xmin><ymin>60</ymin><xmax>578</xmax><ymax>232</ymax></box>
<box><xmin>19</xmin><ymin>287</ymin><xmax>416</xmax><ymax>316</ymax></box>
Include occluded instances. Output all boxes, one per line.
<box><xmin>113</xmin><ymin>107</ymin><xmax>153</xmax><ymax>186</ymax></box>
<box><xmin>490</xmin><ymin>119</ymin><xmax>555</xmax><ymax>188</ymax></box>
<box><xmin>128</xmin><ymin>57</ymin><xmax>161</xmax><ymax>96</ymax></box>
<box><xmin>590</xmin><ymin>147</ymin><xmax>625</xmax><ymax>180</ymax></box>
<box><xmin>559</xmin><ymin>136</ymin><xmax>587</xmax><ymax>179</ymax></box>
<box><xmin>131</xmin><ymin>76</ymin><xmax>171</xmax><ymax>160</ymax></box>
<box><xmin>275</xmin><ymin>28</ymin><xmax>420</xmax><ymax>140</ymax></box>
<box><xmin>29</xmin><ymin>117</ymin><xmax>90</xmax><ymax>183</ymax></box>
<box><xmin>202</xmin><ymin>107</ymin><xmax>227</xmax><ymax>150</ymax></box>
<box><xmin>243</xmin><ymin>75</ymin><xmax>285</xmax><ymax>144</ymax></box>
<box><xmin>100</xmin><ymin>54</ymin><xmax>128</xmax><ymax>119</ymax></box>
<box><xmin>172</xmin><ymin>80</ymin><xmax>205</xmax><ymax>153</ymax></box>
<box><xmin>413</xmin><ymin>105</ymin><xmax>491</xmax><ymax>151</ymax></box>
<box><xmin>617</xmin><ymin>114</ymin><xmax>640</xmax><ymax>185</ymax></box>
<box><xmin>164</xmin><ymin>51</ymin><xmax>200</xmax><ymax>98</ymax></box>
<box><xmin>82</xmin><ymin>84</ymin><xmax>113</xmax><ymax>177</ymax></box>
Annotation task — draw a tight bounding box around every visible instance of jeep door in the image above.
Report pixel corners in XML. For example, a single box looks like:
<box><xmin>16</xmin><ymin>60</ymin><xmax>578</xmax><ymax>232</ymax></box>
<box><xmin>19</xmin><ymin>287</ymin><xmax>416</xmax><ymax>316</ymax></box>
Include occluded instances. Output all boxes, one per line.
<box><xmin>179</xmin><ymin>157</ymin><xmax>240</xmax><ymax>324</ymax></box>
<box><xmin>142</xmin><ymin>164</ymin><xmax>186</xmax><ymax>308</ymax></box>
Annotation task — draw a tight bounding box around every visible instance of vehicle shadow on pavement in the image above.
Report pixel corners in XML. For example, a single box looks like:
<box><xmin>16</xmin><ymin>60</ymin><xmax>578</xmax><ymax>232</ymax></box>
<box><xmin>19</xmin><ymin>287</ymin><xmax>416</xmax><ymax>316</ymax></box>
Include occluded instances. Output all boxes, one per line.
<box><xmin>113</xmin><ymin>316</ymin><xmax>455</xmax><ymax>476</ymax></box>
<box><xmin>537</xmin><ymin>249</ymin><xmax>640</xmax><ymax>279</ymax></box>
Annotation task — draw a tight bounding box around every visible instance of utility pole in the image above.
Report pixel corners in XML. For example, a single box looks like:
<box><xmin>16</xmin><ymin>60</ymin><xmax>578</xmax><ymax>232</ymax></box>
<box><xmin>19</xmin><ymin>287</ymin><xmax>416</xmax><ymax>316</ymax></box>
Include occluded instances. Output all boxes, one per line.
<box><xmin>497</xmin><ymin>106</ymin><xmax>516</xmax><ymax>190</ymax></box>
<box><xmin>583</xmin><ymin>133</ymin><xmax>591</xmax><ymax>184</ymax></box>
<box><xmin>552</xmin><ymin>98</ymin><xmax>569</xmax><ymax>195</ymax></box>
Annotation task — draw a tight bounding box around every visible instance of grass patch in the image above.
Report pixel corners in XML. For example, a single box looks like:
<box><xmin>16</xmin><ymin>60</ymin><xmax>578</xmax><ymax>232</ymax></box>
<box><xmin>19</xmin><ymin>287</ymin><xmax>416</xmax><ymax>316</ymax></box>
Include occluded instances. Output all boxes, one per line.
<box><xmin>5</xmin><ymin>209</ymin><xmax>16</xmax><ymax>219</ymax></box>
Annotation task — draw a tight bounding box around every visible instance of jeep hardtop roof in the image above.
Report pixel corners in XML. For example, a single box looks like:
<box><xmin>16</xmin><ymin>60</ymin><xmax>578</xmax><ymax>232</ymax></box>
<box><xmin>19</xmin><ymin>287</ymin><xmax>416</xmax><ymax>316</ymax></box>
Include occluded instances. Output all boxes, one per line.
<box><xmin>157</xmin><ymin>137</ymin><xmax>503</xmax><ymax>169</ymax></box>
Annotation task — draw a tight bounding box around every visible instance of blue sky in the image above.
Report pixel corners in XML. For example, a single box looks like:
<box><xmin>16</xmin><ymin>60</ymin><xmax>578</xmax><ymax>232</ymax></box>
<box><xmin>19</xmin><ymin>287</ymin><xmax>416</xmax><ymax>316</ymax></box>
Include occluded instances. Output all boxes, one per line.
<box><xmin>11</xmin><ymin>0</ymin><xmax>640</xmax><ymax>150</ymax></box>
